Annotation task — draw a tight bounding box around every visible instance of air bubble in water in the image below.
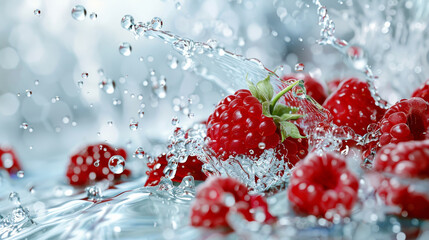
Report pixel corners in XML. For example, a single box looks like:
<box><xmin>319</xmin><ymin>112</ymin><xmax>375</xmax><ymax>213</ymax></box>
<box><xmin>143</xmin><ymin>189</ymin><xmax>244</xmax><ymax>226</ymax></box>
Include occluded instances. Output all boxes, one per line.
<box><xmin>129</xmin><ymin>121</ymin><xmax>138</xmax><ymax>131</ymax></box>
<box><xmin>90</xmin><ymin>12</ymin><xmax>97</xmax><ymax>20</ymax></box>
<box><xmin>107</xmin><ymin>121</ymin><xmax>113</xmax><ymax>126</ymax></box>
<box><xmin>121</xmin><ymin>15</ymin><xmax>135</xmax><ymax>31</ymax></box>
<box><xmin>34</xmin><ymin>80</ymin><xmax>39</xmax><ymax>85</ymax></box>
<box><xmin>295</xmin><ymin>63</ymin><xmax>305</xmax><ymax>71</ymax></box>
<box><xmin>94</xmin><ymin>160</ymin><xmax>100</xmax><ymax>167</ymax></box>
<box><xmin>20</xmin><ymin>123</ymin><xmax>28</xmax><ymax>130</ymax></box>
<box><xmin>108</xmin><ymin>155</ymin><xmax>125</xmax><ymax>174</ymax></box>
<box><xmin>34</xmin><ymin>9</ymin><xmax>41</xmax><ymax>16</ymax></box>
<box><xmin>135</xmin><ymin>147</ymin><xmax>145</xmax><ymax>159</ymax></box>
<box><xmin>258</xmin><ymin>142</ymin><xmax>266</xmax><ymax>149</ymax></box>
<box><xmin>77</xmin><ymin>81</ymin><xmax>83</xmax><ymax>88</ymax></box>
<box><xmin>25</xmin><ymin>90</ymin><xmax>32</xmax><ymax>97</ymax></box>
<box><xmin>97</xmin><ymin>69</ymin><xmax>104</xmax><ymax>76</ymax></box>
<box><xmin>150</xmin><ymin>17</ymin><xmax>163</xmax><ymax>30</ymax></box>
<box><xmin>81</xmin><ymin>72</ymin><xmax>88</xmax><ymax>79</ymax></box>
<box><xmin>99</xmin><ymin>78</ymin><xmax>116</xmax><ymax>94</ymax></box>
<box><xmin>71</xmin><ymin>5</ymin><xmax>87</xmax><ymax>21</ymax></box>
<box><xmin>119</xmin><ymin>42</ymin><xmax>132</xmax><ymax>56</ymax></box>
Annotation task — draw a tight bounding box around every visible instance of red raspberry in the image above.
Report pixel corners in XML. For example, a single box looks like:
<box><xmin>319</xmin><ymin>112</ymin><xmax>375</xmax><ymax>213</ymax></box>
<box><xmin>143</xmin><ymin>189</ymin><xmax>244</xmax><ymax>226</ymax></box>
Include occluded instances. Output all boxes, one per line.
<box><xmin>373</xmin><ymin>140</ymin><xmax>429</xmax><ymax>179</ymax></box>
<box><xmin>288</xmin><ymin>152</ymin><xmax>359</xmax><ymax>219</ymax></box>
<box><xmin>144</xmin><ymin>154</ymin><xmax>207</xmax><ymax>187</ymax></box>
<box><xmin>66</xmin><ymin>143</ymin><xmax>131</xmax><ymax>186</ymax></box>
<box><xmin>323</xmin><ymin>78</ymin><xmax>386</xmax><ymax>136</ymax></box>
<box><xmin>190</xmin><ymin>177</ymin><xmax>275</xmax><ymax>229</ymax></box>
<box><xmin>370</xmin><ymin>140</ymin><xmax>429</xmax><ymax>219</ymax></box>
<box><xmin>0</xmin><ymin>146</ymin><xmax>22</xmax><ymax>175</ymax></box>
<box><xmin>377</xmin><ymin>98</ymin><xmax>429</xmax><ymax>148</ymax></box>
<box><xmin>411</xmin><ymin>79</ymin><xmax>429</xmax><ymax>103</ymax></box>
<box><xmin>282</xmin><ymin>74</ymin><xmax>327</xmax><ymax>105</ymax></box>
<box><xmin>327</xmin><ymin>78</ymin><xmax>343</xmax><ymax>94</ymax></box>
<box><xmin>207</xmin><ymin>76</ymin><xmax>306</xmax><ymax>162</ymax></box>
<box><xmin>368</xmin><ymin>174</ymin><xmax>429</xmax><ymax>220</ymax></box>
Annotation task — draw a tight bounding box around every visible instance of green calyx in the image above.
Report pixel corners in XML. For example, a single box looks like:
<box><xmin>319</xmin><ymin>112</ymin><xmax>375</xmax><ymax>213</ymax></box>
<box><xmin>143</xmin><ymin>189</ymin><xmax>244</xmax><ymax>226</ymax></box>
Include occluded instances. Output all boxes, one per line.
<box><xmin>247</xmin><ymin>74</ymin><xmax>305</xmax><ymax>142</ymax></box>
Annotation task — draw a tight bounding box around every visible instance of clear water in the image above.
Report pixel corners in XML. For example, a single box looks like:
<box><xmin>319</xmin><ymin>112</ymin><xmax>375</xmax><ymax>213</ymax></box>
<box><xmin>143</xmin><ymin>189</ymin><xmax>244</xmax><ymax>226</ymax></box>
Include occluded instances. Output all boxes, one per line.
<box><xmin>0</xmin><ymin>0</ymin><xmax>428</xmax><ymax>239</ymax></box>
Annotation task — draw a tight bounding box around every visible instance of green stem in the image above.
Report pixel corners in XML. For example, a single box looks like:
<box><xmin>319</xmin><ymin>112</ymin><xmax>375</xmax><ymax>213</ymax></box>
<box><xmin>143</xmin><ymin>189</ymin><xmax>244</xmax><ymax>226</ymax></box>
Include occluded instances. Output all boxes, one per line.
<box><xmin>270</xmin><ymin>80</ymin><xmax>301</xmax><ymax>112</ymax></box>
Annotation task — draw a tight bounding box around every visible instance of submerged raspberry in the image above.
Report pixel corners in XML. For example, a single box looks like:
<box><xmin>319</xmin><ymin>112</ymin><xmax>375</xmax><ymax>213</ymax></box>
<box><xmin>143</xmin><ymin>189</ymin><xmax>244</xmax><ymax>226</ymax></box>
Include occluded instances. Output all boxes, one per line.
<box><xmin>369</xmin><ymin>174</ymin><xmax>429</xmax><ymax>220</ymax></box>
<box><xmin>190</xmin><ymin>176</ymin><xmax>274</xmax><ymax>229</ymax></box>
<box><xmin>288</xmin><ymin>152</ymin><xmax>359</xmax><ymax>219</ymax></box>
<box><xmin>66</xmin><ymin>143</ymin><xmax>131</xmax><ymax>186</ymax></box>
<box><xmin>371</xmin><ymin>140</ymin><xmax>429</xmax><ymax>219</ymax></box>
<box><xmin>145</xmin><ymin>154</ymin><xmax>207</xmax><ymax>186</ymax></box>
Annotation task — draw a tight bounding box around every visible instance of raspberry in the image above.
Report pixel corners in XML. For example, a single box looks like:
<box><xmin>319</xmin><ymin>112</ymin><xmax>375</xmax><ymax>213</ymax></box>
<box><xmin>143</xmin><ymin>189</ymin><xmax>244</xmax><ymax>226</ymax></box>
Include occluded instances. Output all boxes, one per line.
<box><xmin>369</xmin><ymin>174</ymin><xmax>429</xmax><ymax>220</ymax></box>
<box><xmin>207</xmin><ymin>76</ymin><xmax>307</xmax><ymax>161</ymax></box>
<box><xmin>323</xmin><ymin>78</ymin><xmax>386</xmax><ymax>136</ymax></box>
<box><xmin>378</xmin><ymin>98</ymin><xmax>429</xmax><ymax>147</ymax></box>
<box><xmin>66</xmin><ymin>143</ymin><xmax>131</xmax><ymax>186</ymax></box>
<box><xmin>373</xmin><ymin>140</ymin><xmax>429</xmax><ymax>179</ymax></box>
<box><xmin>370</xmin><ymin>140</ymin><xmax>429</xmax><ymax>219</ymax></box>
<box><xmin>282</xmin><ymin>74</ymin><xmax>327</xmax><ymax>105</ymax></box>
<box><xmin>190</xmin><ymin>177</ymin><xmax>274</xmax><ymax>229</ymax></box>
<box><xmin>0</xmin><ymin>146</ymin><xmax>22</xmax><ymax>175</ymax></box>
<box><xmin>288</xmin><ymin>152</ymin><xmax>359</xmax><ymax>219</ymax></box>
<box><xmin>145</xmin><ymin>153</ymin><xmax>207</xmax><ymax>187</ymax></box>
<box><xmin>411</xmin><ymin>79</ymin><xmax>429</xmax><ymax>103</ymax></box>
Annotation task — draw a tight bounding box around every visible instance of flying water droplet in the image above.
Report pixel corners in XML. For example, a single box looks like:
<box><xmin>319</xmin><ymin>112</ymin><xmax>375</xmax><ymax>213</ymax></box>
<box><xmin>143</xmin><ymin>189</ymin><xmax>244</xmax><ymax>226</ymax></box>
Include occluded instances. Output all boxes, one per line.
<box><xmin>25</xmin><ymin>90</ymin><xmax>32</xmax><ymax>97</ymax></box>
<box><xmin>108</xmin><ymin>155</ymin><xmax>125</xmax><ymax>174</ymax></box>
<box><xmin>34</xmin><ymin>9</ymin><xmax>41</xmax><ymax>17</ymax></box>
<box><xmin>17</xmin><ymin>171</ymin><xmax>24</xmax><ymax>178</ymax></box>
<box><xmin>175</xmin><ymin>2</ymin><xmax>182</xmax><ymax>10</ymax></box>
<box><xmin>99</xmin><ymin>78</ymin><xmax>116</xmax><ymax>94</ymax></box>
<box><xmin>94</xmin><ymin>160</ymin><xmax>100</xmax><ymax>167</ymax></box>
<box><xmin>119</xmin><ymin>42</ymin><xmax>132</xmax><ymax>56</ymax></box>
<box><xmin>138</xmin><ymin>109</ymin><xmax>144</xmax><ymax>118</ymax></box>
<box><xmin>20</xmin><ymin>123</ymin><xmax>28</xmax><ymax>130</ymax></box>
<box><xmin>134</xmin><ymin>147</ymin><xmax>145</xmax><ymax>159</ymax></box>
<box><xmin>150</xmin><ymin>17</ymin><xmax>163</xmax><ymax>30</ymax></box>
<box><xmin>8</xmin><ymin>192</ymin><xmax>21</xmax><ymax>206</ymax></box>
<box><xmin>34</xmin><ymin>80</ymin><xmax>39</xmax><ymax>85</ymax></box>
<box><xmin>295</xmin><ymin>63</ymin><xmax>305</xmax><ymax>71</ymax></box>
<box><xmin>81</xmin><ymin>72</ymin><xmax>88</xmax><ymax>79</ymax></box>
<box><xmin>85</xmin><ymin>186</ymin><xmax>102</xmax><ymax>201</ymax></box>
<box><xmin>129</xmin><ymin>121</ymin><xmax>138</xmax><ymax>131</ymax></box>
<box><xmin>77</xmin><ymin>81</ymin><xmax>83</xmax><ymax>88</ymax></box>
<box><xmin>121</xmin><ymin>15</ymin><xmax>135</xmax><ymax>31</ymax></box>
<box><xmin>90</xmin><ymin>12</ymin><xmax>97</xmax><ymax>20</ymax></box>
<box><xmin>171</xmin><ymin>116</ymin><xmax>179</xmax><ymax>126</ymax></box>
<box><xmin>71</xmin><ymin>5</ymin><xmax>87</xmax><ymax>21</ymax></box>
<box><xmin>258</xmin><ymin>142</ymin><xmax>266</xmax><ymax>149</ymax></box>
<box><xmin>62</xmin><ymin>116</ymin><xmax>70</xmax><ymax>124</ymax></box>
